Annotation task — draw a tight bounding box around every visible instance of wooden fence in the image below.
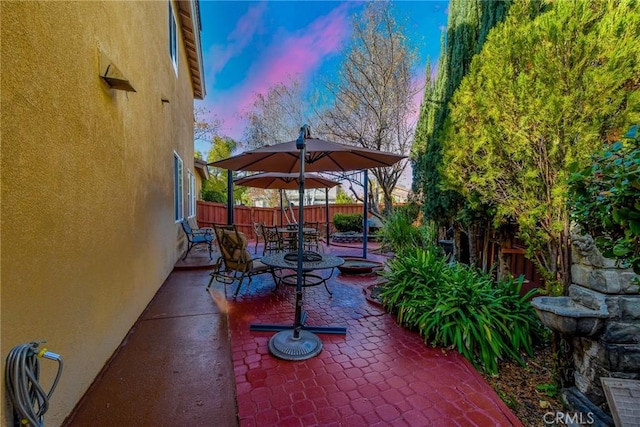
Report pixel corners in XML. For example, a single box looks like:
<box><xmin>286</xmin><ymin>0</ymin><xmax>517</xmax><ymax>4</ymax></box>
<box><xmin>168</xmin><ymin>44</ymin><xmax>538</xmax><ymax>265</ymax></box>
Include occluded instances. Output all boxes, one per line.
<box><xmin>438</xmin><ymin>228</ymin><xmax>543</xmax><ymax>295</ymax></box>
<box><xmin>486</xmin><ymin>239</ymin><xmax>543</xmax><ymax>295</ymax></box>
<box><xmin>196</xmin><ymin>201</ymin><xmax>365</xmax><ymax>240</ymax></box>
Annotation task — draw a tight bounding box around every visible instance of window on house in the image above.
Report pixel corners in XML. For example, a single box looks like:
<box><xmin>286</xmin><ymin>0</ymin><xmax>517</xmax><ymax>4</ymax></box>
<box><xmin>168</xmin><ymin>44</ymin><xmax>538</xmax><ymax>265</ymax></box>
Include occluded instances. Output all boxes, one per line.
<box><xmin>187</xmin><ymin>170</ymin><xmax>196</xmax><ymax>218</ymax></box>
<box><xmin>174</xmin><ymin>152</ymin><xmax>183</xmax><ymax>221</ymax></box>
<box><xmin>169</xmin><ymin>1</ymin><xmax>178</xmax><ymax>74</ymax></box>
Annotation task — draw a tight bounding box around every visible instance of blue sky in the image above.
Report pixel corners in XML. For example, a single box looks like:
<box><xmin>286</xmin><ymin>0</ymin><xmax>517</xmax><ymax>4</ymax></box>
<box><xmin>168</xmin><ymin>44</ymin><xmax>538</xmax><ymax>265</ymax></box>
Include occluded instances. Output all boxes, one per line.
<box><xmin>195</xmin><ymin>1</ymin><xmax>449</xmax><ymax>153</ymax></box>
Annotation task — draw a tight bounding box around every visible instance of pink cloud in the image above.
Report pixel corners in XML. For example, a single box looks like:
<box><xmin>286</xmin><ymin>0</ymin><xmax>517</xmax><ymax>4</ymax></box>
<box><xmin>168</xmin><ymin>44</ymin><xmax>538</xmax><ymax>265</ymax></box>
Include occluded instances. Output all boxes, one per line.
<box><xmin>199</xmin><ymin>3</ymin><xmax>354</xmax><ymax>142</ymax></box>
<box><xmin>236</xmin><ymin>3</ymin><xmax>352</xmax><ymax>112</ymax></box>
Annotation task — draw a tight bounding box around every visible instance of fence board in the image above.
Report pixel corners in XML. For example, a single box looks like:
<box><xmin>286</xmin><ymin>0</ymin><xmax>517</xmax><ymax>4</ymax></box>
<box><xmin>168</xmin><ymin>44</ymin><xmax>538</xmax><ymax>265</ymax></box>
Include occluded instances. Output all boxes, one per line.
<box><xmin>480</xmin><ymin>239</ymin><xmax>542</xmax><ymax>295</ymax></box>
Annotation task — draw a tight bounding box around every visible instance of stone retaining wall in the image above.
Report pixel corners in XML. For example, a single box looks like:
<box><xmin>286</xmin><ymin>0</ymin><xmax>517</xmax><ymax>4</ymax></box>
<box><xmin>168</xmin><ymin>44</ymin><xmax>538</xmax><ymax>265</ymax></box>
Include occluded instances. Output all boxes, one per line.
<box><xmin>570</xmin><ymin>234</ymin><xmax>640</xmax><ymax>405</ymax></box>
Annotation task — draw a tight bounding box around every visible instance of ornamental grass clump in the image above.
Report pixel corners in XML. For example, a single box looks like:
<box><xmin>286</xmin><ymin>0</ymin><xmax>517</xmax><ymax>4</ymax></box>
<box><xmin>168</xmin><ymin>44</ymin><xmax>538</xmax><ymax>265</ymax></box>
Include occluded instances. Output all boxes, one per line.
<box><xmin>380</xmin><ymin>247</ymin><xmax>543</xmax><ymax>375</ymax></box>
<box><xmin>379</xmin><ymin>209</ymin><xmax>438</xmax><ymax>255</ymax></box>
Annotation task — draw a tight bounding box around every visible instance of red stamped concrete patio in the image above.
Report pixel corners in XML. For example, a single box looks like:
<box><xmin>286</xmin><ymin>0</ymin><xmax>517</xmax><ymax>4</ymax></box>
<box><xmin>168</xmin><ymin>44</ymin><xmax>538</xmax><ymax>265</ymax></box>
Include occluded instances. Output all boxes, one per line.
<box><xmin>66</xmin><ymin>241</ymin><xmax>522</xmax><ymax>426</ymax></box>
<box><xmin>220</xmin><ymin>243</ymin><xmax>522</xmax><ymax>426</ymax></box>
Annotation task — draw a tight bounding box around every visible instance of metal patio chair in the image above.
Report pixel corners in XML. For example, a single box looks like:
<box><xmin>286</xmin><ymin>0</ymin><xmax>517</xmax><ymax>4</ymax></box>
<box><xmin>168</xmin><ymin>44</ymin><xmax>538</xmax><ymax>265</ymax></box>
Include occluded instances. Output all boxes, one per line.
<box><xmin>188</xmin><ymin>217</ymin><xmax>214</xmax><ymax>234</ymax></box>
<box><xmin>261</xmin><ymin>224</ymin><xmax>285</xmax><ymax>255</ymax></box>
<box><xmin>207</xmin><ymin>224</ymin><xmax>276</xmax><ymax>298</ymax></box>
<box><xmin>252</xmin><ymin>222</ymin><xmax>265</xmax><ymax>254</ymax></box>
<box><xmin>303</xmin><ymin>221</ymin><xmax>322</xmax><ymax>253</ymax></box>
<box><xmin>180</xmin><ymin>218</ymin><xmax>214</xmax><ymax>260</ymax></box>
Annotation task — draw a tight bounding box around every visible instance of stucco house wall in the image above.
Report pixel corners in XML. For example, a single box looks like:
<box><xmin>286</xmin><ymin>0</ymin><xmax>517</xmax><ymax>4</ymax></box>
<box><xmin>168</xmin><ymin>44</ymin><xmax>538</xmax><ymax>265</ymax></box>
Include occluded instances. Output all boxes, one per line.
<box><xmin>1</xmin><ymin>1</ymin><xmax>204</xmax><ymax>425</ymax></box>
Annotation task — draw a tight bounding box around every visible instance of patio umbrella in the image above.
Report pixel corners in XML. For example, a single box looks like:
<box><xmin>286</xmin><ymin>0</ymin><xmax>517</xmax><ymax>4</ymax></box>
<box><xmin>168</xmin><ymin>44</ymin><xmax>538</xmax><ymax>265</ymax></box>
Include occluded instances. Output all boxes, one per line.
<box><xmin>212</xmin><ymin>136</ymin><xmax>406</xmax><ymax>253</ymax></box>
<box><xmin>234</xmin><ymin>172</ymin><xmax>338</xmax><ymax>190</ymax></box>
<box><xmin>234</xmin><ymin>172</ymin><xmax>338</xmax><ymax>240</ymax></box>
<box><xmin>210</xmin><ymin>137</ymin><xmax>404</xmax><ymax>173</ymax></box>
<box><xmin>210</xmin><ymin>125</ymin><xmax>405</xmax><ymax>360</ymax></box>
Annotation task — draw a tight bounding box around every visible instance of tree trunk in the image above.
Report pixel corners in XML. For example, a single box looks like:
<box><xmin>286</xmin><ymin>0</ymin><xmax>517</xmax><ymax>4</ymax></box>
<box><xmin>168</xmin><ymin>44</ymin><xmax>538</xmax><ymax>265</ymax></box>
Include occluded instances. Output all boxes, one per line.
<box><xmin>453</xmin><ymin>226</ymin><xmax>462</xmax><ymax>262</ymax></box>
<box><xmin>561</xmin><ymin>214</ymin><xmax>572</xmax><ymax>293</ymax></box>
<box><xmin>497</xmin><ymin>230</ymin><xmax>513</xmax><ymax>281</ymax></box>
<box><xmin>383</xmin><ymin>192</ymin><xmax>394</xmax><ymax>217</ymax></box>
<box><xmin>481</xmin><ymin>222</ymin><xmax>491</xmax><ymax>273</ymax></box>
<box><xmin>468</xmin><ymin>223</ymin><xmax>478</xmax><ymax>267</ymax></box>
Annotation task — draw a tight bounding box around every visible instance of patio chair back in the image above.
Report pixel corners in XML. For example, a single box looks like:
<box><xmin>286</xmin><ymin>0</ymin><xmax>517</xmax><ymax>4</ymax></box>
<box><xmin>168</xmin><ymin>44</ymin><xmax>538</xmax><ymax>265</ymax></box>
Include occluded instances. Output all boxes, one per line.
<box><xmin>209</xmin><ymin>224</ymin><xmax>276</xmax><ymax>298</ymax></box>
<box><xmin>261</xmin><ymin>224</ymin><xmax>284</xmax><ymax>255</ymax></box>
<box><xmin>252</xmin><ymin>222</ymin><xmax>265</xmax><ymax>254</ymax></box>
<box><xmin>303</xmin><ymin>221</ymin><xmax>321</xmax><ymax>253</ymax></box>
<box><xmin>188</xmin><ymin>217</ymin><xmax>214</xmax><ymax>234</ymax></box>
<box><xmin>213</xmin><ymin>224</ymin><xmax>253</xmax><ymax>272</ymax></box>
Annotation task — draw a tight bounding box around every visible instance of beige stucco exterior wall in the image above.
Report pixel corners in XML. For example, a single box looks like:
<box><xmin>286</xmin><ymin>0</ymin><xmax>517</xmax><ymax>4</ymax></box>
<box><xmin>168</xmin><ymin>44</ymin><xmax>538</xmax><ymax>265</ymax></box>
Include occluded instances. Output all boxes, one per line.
<box><xmin>1</xmin><ymin>1</ymin><xmax>197</xmax><ymax>425</ymax></box>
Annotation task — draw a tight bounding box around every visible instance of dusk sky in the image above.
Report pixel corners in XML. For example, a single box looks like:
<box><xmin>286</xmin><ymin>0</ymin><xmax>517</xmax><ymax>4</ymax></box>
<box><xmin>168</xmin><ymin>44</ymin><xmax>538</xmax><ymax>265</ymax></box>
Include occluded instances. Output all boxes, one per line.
<box><xmin>195</xmin><ymin>1</ymin><xmax>449</xmax><ymax>156</ymax></box>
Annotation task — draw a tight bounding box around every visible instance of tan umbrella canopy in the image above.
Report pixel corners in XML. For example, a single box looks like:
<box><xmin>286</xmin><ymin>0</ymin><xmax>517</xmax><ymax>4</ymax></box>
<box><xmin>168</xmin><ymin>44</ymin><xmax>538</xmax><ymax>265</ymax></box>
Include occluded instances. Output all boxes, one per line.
<box><xmin>209</xmin><ymin>138</ymin><xmax>405</xmax><ymax>173</ymax></box>
<box><xmin>233</xmin><ymin>172</ymin><xmax>339</xmax><ymax>190</ymax></box>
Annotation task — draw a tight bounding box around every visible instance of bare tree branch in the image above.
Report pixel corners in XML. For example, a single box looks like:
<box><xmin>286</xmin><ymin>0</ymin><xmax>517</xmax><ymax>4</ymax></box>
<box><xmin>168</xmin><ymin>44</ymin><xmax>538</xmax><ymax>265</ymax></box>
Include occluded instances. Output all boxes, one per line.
<box><xmin>194</xmin><ymin>106</ymin><xmax>222</xmax><ymax>146</ymax></box>
<box><xmin>320</xmin><ymin>3</ymin><xmax>416</xmax><ymax>214</ymax></box>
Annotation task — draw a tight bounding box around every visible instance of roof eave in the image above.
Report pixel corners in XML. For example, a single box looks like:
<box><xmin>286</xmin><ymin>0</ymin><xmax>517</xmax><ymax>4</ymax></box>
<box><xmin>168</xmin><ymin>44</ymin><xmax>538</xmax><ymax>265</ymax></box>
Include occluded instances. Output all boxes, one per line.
<box><xmin>177</xmin><ymin>0</ymin><xmax>206</xmax><ymax>100</ymax></box>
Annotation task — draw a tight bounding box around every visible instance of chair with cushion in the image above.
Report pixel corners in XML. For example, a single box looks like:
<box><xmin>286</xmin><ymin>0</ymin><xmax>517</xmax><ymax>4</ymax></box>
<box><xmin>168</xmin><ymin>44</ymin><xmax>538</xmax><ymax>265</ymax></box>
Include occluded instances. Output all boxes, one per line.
<box><xmin>180</xmin><ymin>218</ymin><xmax>214</xmax><ymax>260</ymax></box>
<box><xmin>208</xmin><ymin>224</ymin><xmax>276</xmax><ymax>298</ymax></box>
<box><xmin>188</xmin><ymin>217</ymin><xmax>214</xmax><ymax>235</ymax></box>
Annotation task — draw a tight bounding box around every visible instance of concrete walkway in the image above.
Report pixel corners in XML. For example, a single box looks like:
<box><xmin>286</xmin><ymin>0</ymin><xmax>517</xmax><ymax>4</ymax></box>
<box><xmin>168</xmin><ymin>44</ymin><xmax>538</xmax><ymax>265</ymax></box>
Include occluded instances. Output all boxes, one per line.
<box><xmin>64</xmin><ymin>266</ymin><xmax>238</xmax><ymax>426</ymax></box>
<box><xmin>65</xmin><ymin>242</ymin><xmax>522</xmax><ymax>426</ymax></box>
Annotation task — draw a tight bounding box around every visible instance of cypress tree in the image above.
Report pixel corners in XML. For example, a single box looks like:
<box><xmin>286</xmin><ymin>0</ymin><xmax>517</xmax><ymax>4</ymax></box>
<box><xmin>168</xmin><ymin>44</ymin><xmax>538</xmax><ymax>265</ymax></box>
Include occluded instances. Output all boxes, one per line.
<box><xmin>412</xmin><ymin>0</ymin><xmax>512</xmax><ymax>226</ymax></box>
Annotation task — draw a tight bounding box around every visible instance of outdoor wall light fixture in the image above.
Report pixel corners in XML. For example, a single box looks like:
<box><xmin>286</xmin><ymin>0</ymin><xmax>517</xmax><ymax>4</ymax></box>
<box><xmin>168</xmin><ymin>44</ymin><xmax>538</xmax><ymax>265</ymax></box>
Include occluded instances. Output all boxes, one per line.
<box><xmin>99</xmin><ymin>50</ymin><xmax>136</xmax><ymax>93</ymax></box>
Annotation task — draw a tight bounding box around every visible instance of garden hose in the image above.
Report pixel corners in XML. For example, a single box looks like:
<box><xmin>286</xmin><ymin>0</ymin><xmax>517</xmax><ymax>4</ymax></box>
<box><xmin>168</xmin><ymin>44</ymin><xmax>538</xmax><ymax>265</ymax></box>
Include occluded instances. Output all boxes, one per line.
<box><xmin>5</xmin><ymin>342</ymin><xmax>64</xmax><ymax>427</ymax></box>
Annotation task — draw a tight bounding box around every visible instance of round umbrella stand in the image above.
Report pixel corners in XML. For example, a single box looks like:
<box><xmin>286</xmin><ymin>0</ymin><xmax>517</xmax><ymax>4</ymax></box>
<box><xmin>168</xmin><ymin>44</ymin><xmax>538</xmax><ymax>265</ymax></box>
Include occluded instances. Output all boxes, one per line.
<box><xmin>268</xmin><ymin>330</ymin><xmax>322</xmax><ymax>361</ymax></box>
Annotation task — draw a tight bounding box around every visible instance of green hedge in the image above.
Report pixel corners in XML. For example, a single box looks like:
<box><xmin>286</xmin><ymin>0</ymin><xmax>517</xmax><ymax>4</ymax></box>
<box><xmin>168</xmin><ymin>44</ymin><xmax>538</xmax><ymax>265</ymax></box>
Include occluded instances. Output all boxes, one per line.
<box><xmin>333</xmin><ymin>213</ymin><xmax>363</xmax><ymax>232</ymax></box>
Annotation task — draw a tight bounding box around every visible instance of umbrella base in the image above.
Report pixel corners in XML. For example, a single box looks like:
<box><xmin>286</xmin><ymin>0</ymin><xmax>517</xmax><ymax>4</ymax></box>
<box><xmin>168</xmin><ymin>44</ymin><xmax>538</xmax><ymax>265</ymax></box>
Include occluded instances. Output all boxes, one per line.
<box><xmin>268</xmin><ymin>330</ymin><xmax>322</xmax><ymax>361</ymax></box>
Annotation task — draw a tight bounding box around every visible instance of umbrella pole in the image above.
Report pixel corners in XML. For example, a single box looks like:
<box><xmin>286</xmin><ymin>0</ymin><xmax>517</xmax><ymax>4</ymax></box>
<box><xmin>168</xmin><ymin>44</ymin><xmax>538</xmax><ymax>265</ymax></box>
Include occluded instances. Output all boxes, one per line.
<box><xmin>363</xmin><ymin>169</ymin><xmax>368</xmax><ymax>259</ymax></box>
<box><xmin>325</xmin><ymin>188</ymin><xmax>330</xmax><ymax>246</ymax></box>
<box><xmin>279</xmin><ymin>189</ymin><xmax>284</xmax><ymax>226</ymax></box>
<box><xmin>293</xmin><ymin>144</ymin><xmax>306</xmax><ymax>339</ymax></box>
<box><xmin>227</xmin><ymin>170</ymin><xmax>234</xmax><ymax>225</ymax></box>
<box><xmin>268</xmin><ymin>125</ymin><xmax>322</xmax><ymax>361</ymax></box>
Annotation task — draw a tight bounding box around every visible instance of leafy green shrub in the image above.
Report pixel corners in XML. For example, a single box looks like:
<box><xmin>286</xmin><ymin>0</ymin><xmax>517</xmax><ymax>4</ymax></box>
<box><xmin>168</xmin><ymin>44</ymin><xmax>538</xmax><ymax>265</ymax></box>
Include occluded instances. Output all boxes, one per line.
<box><xmin>568</xmin><ymin>125</ymin><xmax>640</xmax><ymax>276</ymax></box>
<box><xmin>380</xmin><ymin>247</ymin><xmax>543</xmax><ymax>374</ymax></box>
<box><xmin>201</xmin><ymin>187</ymin><xmax>226</xmax><ymax>203</ymax></box>
<box><xmin>335</xmin><ymin>187</ymin><xmax>354</xmax><ymax>204</ymax></box>
<box><xmin>379</xmin><ymin>210</ymin><xmax>439</xmax><ymax>254</ymax></box>
<box><xmin>395</xmin><ymin>201</ymin><xmax>421</xmax><ymax>223</ymax></box>
<box><xmin>333</xmin><ymin>213</ymin><xmax>363</xmax><ymax>232</ymax></box>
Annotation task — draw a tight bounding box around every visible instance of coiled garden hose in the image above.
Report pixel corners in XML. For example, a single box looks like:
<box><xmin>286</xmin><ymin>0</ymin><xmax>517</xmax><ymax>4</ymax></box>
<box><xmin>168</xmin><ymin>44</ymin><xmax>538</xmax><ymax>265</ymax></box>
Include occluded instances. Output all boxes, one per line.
<box><xmin>5</xmin><ymin>342</ymin><xmax>63</xmax><ymax>427</ymax></box>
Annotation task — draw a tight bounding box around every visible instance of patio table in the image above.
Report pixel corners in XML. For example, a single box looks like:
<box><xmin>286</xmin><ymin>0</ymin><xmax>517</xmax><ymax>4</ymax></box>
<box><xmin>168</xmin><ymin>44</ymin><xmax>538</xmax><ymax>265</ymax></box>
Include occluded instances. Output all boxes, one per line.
<box><xmin>262</xmin><ymin>251</ymin><xmax>342</xmax><ymax>292</ymax></box>
<box><xmin>250</xmin><ymin>252</ymin><xmax>346</xmax><ymax>335</ymax></box>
